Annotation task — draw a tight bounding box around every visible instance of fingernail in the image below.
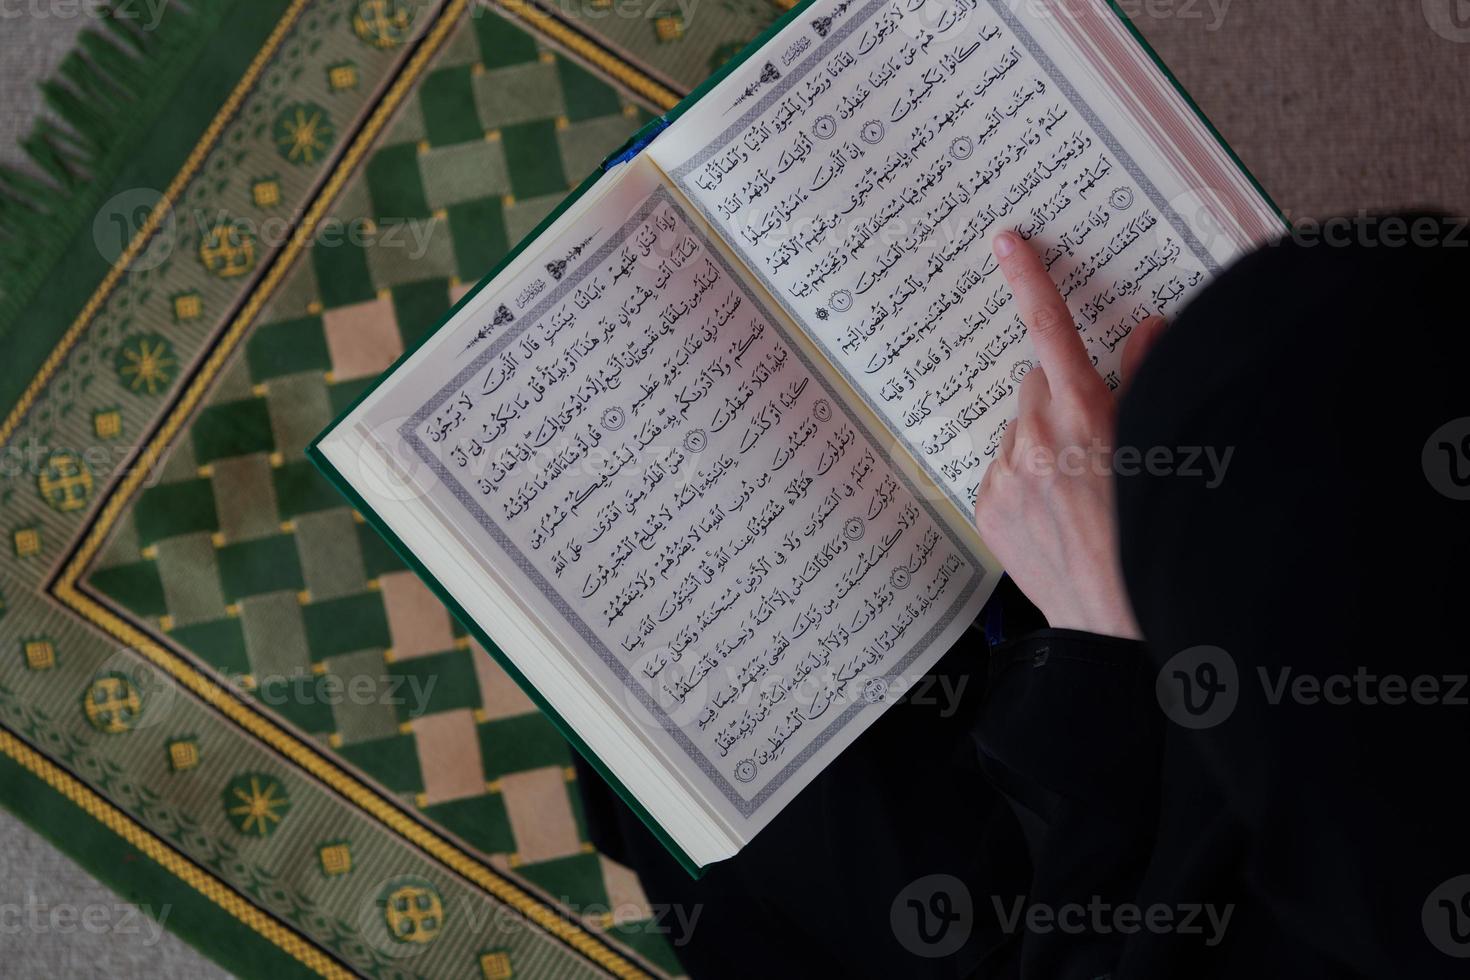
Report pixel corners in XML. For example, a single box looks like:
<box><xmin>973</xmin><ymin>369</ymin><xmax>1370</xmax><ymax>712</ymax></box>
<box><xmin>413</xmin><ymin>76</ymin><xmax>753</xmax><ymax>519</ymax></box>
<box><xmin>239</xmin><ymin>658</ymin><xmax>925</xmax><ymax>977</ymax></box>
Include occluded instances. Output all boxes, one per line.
<box><xmin>993</xmin><ymin>231</ymin><xmax>1017</xmax><ymax>258</ymax></box>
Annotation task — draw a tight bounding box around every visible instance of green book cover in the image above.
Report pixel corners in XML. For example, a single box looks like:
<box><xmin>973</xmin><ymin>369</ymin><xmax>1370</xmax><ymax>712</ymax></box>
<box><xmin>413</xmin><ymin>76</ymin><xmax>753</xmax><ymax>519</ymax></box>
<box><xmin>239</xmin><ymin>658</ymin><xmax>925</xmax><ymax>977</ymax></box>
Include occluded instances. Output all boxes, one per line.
<box><xmin>310</xmin><ymin>0</ymin><xmax>1282</xmax><ymax>877</ymax></box>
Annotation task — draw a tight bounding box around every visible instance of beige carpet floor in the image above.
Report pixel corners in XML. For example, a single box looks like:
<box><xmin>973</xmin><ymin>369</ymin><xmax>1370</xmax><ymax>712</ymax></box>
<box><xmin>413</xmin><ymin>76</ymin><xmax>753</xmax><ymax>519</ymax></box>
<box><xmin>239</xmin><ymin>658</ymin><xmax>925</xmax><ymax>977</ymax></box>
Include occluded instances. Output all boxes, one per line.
<box><xmin>1133</xmin><ymin>0</ymin><xmax>1469</xmax><ymax>216</ymax></box>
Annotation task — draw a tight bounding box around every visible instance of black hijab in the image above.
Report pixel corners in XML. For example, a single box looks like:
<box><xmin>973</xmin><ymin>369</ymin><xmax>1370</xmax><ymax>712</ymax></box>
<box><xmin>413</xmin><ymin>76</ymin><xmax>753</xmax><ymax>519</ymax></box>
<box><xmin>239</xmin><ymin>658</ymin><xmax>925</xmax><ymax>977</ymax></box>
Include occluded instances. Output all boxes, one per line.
<box><xmin>1115</xmin><ymin>213</ymin><xmax>1470</xmax><ymax>975</ymax></box>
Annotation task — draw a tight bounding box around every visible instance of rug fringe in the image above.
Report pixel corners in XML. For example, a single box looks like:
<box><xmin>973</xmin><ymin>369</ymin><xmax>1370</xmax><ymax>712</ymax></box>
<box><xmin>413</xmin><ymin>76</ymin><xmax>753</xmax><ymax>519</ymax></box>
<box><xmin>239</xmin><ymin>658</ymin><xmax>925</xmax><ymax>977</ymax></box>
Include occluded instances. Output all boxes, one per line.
<box><xmin>0</xmin><ymin>0</ymin><xmax>230</xmax><ymax>328</ymax></box>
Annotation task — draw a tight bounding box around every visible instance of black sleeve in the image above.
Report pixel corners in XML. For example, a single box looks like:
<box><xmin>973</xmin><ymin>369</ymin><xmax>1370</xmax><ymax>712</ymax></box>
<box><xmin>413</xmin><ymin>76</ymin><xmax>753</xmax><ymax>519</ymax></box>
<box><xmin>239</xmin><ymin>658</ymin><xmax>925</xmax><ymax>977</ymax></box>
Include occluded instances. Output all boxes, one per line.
<box><xmin>972</xmin><ymin>628</ymin><xmax>1164</xmax><ymax>979</ymax></box>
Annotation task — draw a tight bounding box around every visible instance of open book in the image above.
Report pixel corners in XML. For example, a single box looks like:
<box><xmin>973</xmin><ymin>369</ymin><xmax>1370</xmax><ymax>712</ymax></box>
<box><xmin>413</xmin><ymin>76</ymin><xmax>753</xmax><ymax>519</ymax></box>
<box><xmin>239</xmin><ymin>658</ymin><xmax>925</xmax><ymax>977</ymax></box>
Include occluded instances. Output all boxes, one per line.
<box><xmin>311</xmin><ymin>0</ymin><xmax>1282</xmax><ymax>874</ymax></box>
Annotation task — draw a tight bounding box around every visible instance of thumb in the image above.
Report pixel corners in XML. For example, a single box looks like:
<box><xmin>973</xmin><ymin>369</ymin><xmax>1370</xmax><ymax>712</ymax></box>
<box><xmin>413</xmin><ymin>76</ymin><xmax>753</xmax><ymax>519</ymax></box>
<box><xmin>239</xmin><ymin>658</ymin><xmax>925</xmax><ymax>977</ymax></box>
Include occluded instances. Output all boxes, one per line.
<box><xmin>1120</xmin><ymin>315</ymin><xmax>1169</xmax><ymax>394</ymax></box>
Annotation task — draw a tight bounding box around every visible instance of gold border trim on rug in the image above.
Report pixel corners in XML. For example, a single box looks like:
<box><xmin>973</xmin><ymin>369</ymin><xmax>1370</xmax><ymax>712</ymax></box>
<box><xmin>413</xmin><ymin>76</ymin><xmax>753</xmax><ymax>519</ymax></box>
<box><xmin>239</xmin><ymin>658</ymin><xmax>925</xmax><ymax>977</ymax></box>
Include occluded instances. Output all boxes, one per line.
<box><xmin>491</xmin><ymin>0</ymin><xmax>681</xmax><ymax>110</ymax></box>
<box><xmin>0</xmin><ymin>0</ymin><xmax>315</xmax><ymax>450</ymax></box>
<box><xmin>0</xmin><ymin>726</ymin><xmax>356</xmax><ymax>979</ymax></box>
<box><xmin>43</xmin><ymin>0</ymin><xmax>669</xmax><ymax>976</ymax></box>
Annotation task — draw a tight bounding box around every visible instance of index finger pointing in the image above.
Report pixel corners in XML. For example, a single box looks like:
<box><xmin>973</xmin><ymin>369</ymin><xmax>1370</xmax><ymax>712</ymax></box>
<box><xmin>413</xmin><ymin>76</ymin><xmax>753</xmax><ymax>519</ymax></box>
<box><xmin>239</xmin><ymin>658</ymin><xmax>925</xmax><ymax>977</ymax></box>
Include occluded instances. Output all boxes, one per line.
<box><xmin>993</xmin><ymin>230</ymin><xmax>1098</xmax><ymax>394</ymax></box>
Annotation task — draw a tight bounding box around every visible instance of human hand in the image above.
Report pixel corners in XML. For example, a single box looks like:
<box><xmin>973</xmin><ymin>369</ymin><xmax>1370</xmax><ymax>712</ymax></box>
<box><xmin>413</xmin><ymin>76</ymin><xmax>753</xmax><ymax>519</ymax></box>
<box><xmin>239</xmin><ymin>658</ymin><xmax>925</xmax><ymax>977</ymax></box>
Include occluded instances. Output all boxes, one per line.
<box><xmin>972</xmin><ymin>231</ymin><xmax>1169</xmax><ymax>640</ymax></box>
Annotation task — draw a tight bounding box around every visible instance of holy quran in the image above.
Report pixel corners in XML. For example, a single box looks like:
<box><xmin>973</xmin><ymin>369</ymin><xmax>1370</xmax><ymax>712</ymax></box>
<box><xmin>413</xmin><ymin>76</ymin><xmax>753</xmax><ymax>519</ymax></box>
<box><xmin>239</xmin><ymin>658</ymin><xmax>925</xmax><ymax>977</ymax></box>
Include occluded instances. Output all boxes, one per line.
<box><xmin>313</xmin><ymin>0</ymin><xmax>1280</xmax><ymax>872</ymax></box>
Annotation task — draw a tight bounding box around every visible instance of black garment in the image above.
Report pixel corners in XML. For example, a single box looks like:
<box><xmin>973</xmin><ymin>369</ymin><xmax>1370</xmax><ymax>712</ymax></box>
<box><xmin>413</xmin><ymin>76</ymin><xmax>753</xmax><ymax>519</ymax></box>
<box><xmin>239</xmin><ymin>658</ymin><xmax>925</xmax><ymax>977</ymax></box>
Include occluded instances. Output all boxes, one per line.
<box><xmin>575</xmin><ymin>592</ymin><xmax>1038</xmax><ymax>980</ymax></box>
<box><xmin>1103</xmin><ymin>213</ymin><xmax>1470</xmax><ymax>977</ymax></box>
<box><xmin>576</xmin><ymin>215</ymin><xmax>1470</xmax><ymax>978</ymax></box>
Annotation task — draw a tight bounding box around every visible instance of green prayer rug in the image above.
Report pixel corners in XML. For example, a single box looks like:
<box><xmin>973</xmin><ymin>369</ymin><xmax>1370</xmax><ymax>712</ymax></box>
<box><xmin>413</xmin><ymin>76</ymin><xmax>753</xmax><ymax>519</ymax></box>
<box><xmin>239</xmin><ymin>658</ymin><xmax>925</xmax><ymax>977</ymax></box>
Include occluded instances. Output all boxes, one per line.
<box><xmin>0</xmin><ymin>0</ymin><xmax>784</xmax><ymax>976</ymax></box>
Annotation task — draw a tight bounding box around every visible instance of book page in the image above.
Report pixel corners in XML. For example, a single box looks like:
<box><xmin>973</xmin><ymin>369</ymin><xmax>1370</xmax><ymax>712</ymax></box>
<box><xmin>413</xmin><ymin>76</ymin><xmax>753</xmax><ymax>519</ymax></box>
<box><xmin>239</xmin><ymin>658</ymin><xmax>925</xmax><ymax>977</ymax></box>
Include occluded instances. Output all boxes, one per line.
<box><xmin>352</xmin><ymin>158</ymin><xmax>994</xmax><ymax>835</ymax></box>
<box><xmin>649</xmin><ymin>0</ymin><xmax>1277</xmax><ymax>515</ymax></box>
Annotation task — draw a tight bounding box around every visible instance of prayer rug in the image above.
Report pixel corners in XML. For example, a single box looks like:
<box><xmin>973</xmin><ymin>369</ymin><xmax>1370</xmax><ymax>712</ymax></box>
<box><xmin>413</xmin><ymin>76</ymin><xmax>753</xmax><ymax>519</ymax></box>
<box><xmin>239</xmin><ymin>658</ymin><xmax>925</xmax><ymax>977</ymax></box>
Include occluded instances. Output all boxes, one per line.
<box><xmin>0</xmin><ymin>0</ymin><xmax>786</xmax><ymax>975</ymax></box>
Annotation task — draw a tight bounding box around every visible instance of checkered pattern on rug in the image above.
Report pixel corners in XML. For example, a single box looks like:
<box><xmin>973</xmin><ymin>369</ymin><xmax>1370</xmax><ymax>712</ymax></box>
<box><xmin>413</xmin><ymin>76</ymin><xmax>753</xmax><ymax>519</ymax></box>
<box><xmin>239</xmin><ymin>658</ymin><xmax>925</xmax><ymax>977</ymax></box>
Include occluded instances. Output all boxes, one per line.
<box><xmin>84</xmin><ymin>11</ymin><xmax>678</xmax><ymax>973</ymax></box>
